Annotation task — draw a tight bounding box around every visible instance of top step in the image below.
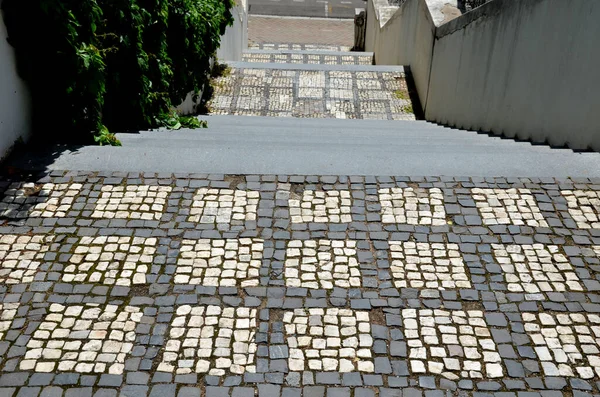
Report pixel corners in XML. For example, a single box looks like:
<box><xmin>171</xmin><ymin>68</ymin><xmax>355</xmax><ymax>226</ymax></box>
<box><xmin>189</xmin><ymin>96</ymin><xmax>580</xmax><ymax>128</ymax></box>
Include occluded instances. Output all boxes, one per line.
<box><xmin>242</xmin><ymin>49</ymin><xmax>374</xmax><ymax>66</ymax></box>
<box><xmin>249</xmin><ymin>43</ymin><xmax>352</xmax><ymax>52</ymax></box>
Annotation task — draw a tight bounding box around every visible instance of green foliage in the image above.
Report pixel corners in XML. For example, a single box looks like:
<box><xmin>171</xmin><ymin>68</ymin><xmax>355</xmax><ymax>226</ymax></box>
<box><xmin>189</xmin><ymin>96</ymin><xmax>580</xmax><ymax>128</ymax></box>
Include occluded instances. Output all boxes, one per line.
<box><xmin>158</xmin><ymin>111</ymin><xmax>207</xmax><ymax>130</ymax></box>
<box><xmin>180</xmin><ymin>117</ymin><xmax>208</xmax><ymax>129</ymax></box>
<box><xmin>393</xmin><ymin>89</ymin><xmax>409</xmax><ymax>100</ymax></box>
<box><xmin>94</xmin><ymin>127</ymin><xmax>122</xmax><ymax>146</ymax></box>
<box><xmin>1</xmin><ymin>0</ymin><xmax>233</xmax><ymax>145</ymax></box>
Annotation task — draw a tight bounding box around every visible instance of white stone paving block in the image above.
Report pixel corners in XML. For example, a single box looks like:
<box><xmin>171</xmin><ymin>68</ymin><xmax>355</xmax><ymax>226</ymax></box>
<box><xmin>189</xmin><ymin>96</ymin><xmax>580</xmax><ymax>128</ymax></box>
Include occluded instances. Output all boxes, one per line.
<box><xmin>20</xmin><ymin>304</ymin><xmax>142</xmax><ymax>374</ymax></box>
<box><xmin>158</xmin><ymin>305</ymin><xmax>257</xmax><ymax>375</ymax></box>
<box><xmin>175</xmin><ymin>239</ymin><xmax>264</xmax><ymax>287</ymax></box>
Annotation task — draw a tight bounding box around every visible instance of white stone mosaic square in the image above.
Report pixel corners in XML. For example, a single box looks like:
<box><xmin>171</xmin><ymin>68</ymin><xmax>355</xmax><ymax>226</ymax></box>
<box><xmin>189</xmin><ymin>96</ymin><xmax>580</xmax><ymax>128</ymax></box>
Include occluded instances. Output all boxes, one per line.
<box><xmin>389</xmin><ymin>242</ymin><xmax>471</xmax><ymax>290</ymax></box>
<box><xmin>299</xmin><ymin>71</ymin><xmax>325</xmax><ymax>88</ymax></box>
<box><xmin>21</xmin><ymin>304</ymin><xmax>142</xmax><ymax>374</ymax></box>
<box><xmin>92</xmin><ymin>185</ymin><xmax>171</xmax><ymax>220</ymax></box>
<box><xmin>283</xmin><ymin>308</ymin><xmax>374</xmax><ymax>372</ymax></box>
<box><xmin>187</xmin><ymin>188</ymin><xmax>259</xmax><ymax>226</ymax></box>
<box><xmin>330</xmin><ymin>89</ymin><xmax>354</xmax><ymax>100</ymax></box>
<box><xmin>404</xmin><ymin>309</ymin><xmax>503</xmax><ymax>379</ymax></box>
<box><xmin>62</xmin><ymin>236</ymin><xmax>157</xmax><ymax>285</ymax></box>
<box><xmin>0</xmin><ymin>234</ymin><xmax>55</xmax><ymax>284</ymax></box>
<box><xmin>561</xmin><ymin>190</ymin><xmax>600</xmax><ymax>229</ymax></box>
<box><xmin>492</xmin><ymin>244</ymin><xmax>583</xmax><ymax>297</ymax></box>
<box><xmin>1</xmin><ymin>183</ymin><xmax>82</xmax><ymax>218</ymax></box>
<box><xmin>0</xmin><ymin>303</ymin><xmax>18</xmax><ymax>340</ymax></box>
<box><xmin>289</xmin><ymin>190</ymin><xmax>352</xmax><ymax>223</ymax></box>
<box><xmin>472</xmin><ymin>188</ymin><xmax>548</xmax><ymax>227</ymax></box>
<box><xmin>298</xmin><ymin>88</ymin><xmax>323</xmax><ymax>98</ymax></box>
<box><xmin>158</xmin><ymin>305</ymin><xmax>257</xmax><ymax>375</ymax></box>
<box><xmin>379</xmin><ymin>187</ymin><xmax>446</xmax><ymax>225</ymax></box>
<box><xmin>285</xmin><ymin>240</ymin><xmax>360</xmax><ymax>289</ymax></box>
<box><xmin>176</xmin><ymin>239</ymin><xmax>264</xmax><ymax>287</ymax></box>
<box><xmin>522</xmin><ymin>312</ymin><xmax>600</xmax><ymax>379</ymax></box>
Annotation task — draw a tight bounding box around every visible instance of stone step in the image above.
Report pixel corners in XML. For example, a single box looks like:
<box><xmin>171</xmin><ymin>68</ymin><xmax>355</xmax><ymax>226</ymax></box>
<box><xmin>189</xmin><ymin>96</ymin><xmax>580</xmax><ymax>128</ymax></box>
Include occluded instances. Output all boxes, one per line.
<box><xmin>248</xmin><ymin>43</ymin><xmax>352</xmax><ymax>52</ymax></box>
<box><xmin>9</xmin><ymin>115</ymin><xmax>599</xmax><ymax>177</ymax></box>
<box><xmin>123</xmin><ymin>117</ymin><xmax>547</xmax><ymax>147</ymax></box>
<box><xmin>243</xmin><ymin>49</ymin><xmax>373</xmax><ymax>57</ymax></box>
<box><xmin>242</xmin><ymin>49</ymin><xmax>373</xmax><ymax>66</ymax></box>
<box><xmin>225</xmin><ymin>61</ymin><xmax>403</xmax><ymax>73</ymax></box>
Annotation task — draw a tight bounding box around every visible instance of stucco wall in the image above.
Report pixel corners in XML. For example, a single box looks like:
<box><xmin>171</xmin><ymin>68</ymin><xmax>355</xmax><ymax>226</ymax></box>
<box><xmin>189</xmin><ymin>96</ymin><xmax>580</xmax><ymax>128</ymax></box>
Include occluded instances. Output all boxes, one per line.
<box><xmin>217</xmin><ymin>0</ymin><xmax>248</xmax><ymax>62</ymax></box>
<box><xmin>427</xmin><ymin>0</ymin><xmax>600</xmax><ymax>150</ymax></box>
<box><xmin>366</xmin><ymin>0</ymin><xmax>435</xmax><ymax>108</ymax></box>
<box><xmin>178</xmin><ymin>1</ymin><xmax>248</xmax><ymax>114</ymax></box>
<box><xmin>367</xmin><ymin>0</ymin><xmax>600</xmax><ymax>151</ymax></box>
<box><xmin>0</xmin><ymin>11</ymin><xmax>31</xmax><ymax>158</ymax></box>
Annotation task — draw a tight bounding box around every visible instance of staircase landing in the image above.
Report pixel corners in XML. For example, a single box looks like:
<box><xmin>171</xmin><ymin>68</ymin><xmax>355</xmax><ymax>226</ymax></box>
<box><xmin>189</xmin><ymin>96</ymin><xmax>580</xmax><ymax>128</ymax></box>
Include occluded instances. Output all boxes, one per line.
<box><xmin>209</xmin><ymin>50</ymin><xmax>415</xmax><ymax>120</ymax></box>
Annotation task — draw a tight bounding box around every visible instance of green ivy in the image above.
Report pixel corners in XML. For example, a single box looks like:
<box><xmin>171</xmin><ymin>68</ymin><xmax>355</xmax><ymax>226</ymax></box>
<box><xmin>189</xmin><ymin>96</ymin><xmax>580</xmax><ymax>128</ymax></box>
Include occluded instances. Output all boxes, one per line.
<box><xmin>1</xmin><ymin>0</ymin><xmax>233</xmax><ymax>145</ymax></box>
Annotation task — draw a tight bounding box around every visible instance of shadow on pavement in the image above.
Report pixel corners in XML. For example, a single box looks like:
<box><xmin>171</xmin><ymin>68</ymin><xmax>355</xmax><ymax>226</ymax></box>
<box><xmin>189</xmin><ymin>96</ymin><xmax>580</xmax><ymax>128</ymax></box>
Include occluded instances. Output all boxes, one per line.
<box><xmin>1</xmin><ymin>141</ymin><xmax>86</xmax><ymax>176</ymax></box>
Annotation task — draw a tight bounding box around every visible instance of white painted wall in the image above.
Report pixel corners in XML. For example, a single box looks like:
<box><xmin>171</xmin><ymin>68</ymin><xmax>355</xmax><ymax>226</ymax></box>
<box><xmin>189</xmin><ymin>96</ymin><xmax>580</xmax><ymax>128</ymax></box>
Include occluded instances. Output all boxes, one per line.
<box><xmin>178</xmin><ymin>1</ymin><xmax>248</xmax><ymax>115</ymax></box>
<box><xmin>366</xmin><ymin>0</ymin><xmax>436</xmax><ymax>110</ymax></box>
<box><xmin>427</xmin><ymin>0</ymin><xmax>600</xmax><ymax>150</ymax></box>
<box><xmin>217</xmin><ymin>0</ymin><xmax>249</xmax><ymax>62</ymax></box>
<box><xmin>0</xmin><ymin>13</ymin><xmax>31</xmax><ymax>158</ymax></box>
<box><xmin>366</xmin><ymin>0</ymin><xmax>600</xmax><ymax>151</ymax></box>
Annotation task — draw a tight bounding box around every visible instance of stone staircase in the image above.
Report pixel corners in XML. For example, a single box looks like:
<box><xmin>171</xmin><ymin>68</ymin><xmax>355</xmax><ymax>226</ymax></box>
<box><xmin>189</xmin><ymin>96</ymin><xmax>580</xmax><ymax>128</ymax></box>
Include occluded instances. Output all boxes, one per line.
<box><xmin>208</xmin><ymin>45</ymin><xmax>416</xmax><ymax>121</ymax></box>
<box><xmin>8</xmin><ymin>43</ymin><xmax>600</xmax><ymax>177</ymax></box>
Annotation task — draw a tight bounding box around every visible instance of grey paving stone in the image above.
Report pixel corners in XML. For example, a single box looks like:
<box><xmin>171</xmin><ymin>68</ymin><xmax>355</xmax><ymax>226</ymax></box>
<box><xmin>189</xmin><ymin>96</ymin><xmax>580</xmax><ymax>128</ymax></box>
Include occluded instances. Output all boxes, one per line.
<box><xmin>327</xmin><ymin>388</ymin><xmax>350</xmax><ymax>397</ymax></box>
<box><xmin>149</xmin><ymin>385</ymin><xmax>176</xmax><ymax>397</ymax></box>
<box><xmin>232</xmin><ymin>388</ymin><xmax>254</xmax><ymax>397</ymax></box>
<box><xmin>93</xmin><ymin>391</ymin><xmax>117</xmax><ymax>397</ymax></box>
<box><xmin>41</xmin><ymin>388</ymin><xmax>63</xmax><ymax>397</ymax></box>
<box><xmin>177</xmin><ymin>388</ymin><xmax>201</xmax><ymax>397</ymax></box>
<box><xmin>17</xmin><ymin>387</ymin><xmax>42</xmax><ymax>397</ymax></box>
<box><xmin>120</xmin><ymin>386</ymin><xmax>148</xmax><ymax>397</ymax></box>
<box><xmin>64</xmin><ymin>389</ymin><xmax>93</xmax><ymax>397</ymax></box>
<box><xmin>304</xmin><ymin>386</ymin><xmax>325</xmax><ymax>397</ymax></box>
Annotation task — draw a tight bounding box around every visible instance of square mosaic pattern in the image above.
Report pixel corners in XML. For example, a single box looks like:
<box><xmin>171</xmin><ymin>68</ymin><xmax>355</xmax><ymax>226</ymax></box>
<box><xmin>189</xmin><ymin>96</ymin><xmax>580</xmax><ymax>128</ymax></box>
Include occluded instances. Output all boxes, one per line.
<box><xmin>62</xmin><ymin>236</ymin><xmax>157</xmax><ymax>285</ymax></box>
<box><xmin>492</xmin><ymin>244</ymin><xmax>583</xmax><ymax>297</ymax></box>
<box><xmin>404</xmin><ymin>309</ymin><xmax>503</xmax><ymax>379</ymax></box>
<box><xmin>289</xmin><ymin>190</ymin><xmax>352</xmax><ymax>223</ymax></box>
<box><xmin>158</xmin><ymin>305</ymin><xmax>257</xmax><ymax>375</ymax></box>
<box><xmin>0</xmin><ymin>183</ymin><xmax>82</xmax><ymax>218</ymax></box>
<box><xmin>561</xmin><ymin>190</ymin><xmax>600</xmax><ymax>229</ymax></box>
<box><xmin>0</xmin><ymin>303</ymin><xmax>18</xmax><ymax>340</ymax></box>
<box><xmin>21</xmin><ymin>304</ymin><xmax>142</xmax><ymax>374</ymax></box>
<box><xmin>242</xmin><ymin>52</ymin><xmax>373</xmax><ymax>65</ymax></box>
<box><xmin>187</xmin><ymin>188</ymin><xmax>259</xmax><ymax>227</ymax></box>
<box><xmin>284</xmin><ymin>240</ymin><xmax>360</xmax><ymax>289</ymax></box>
<box><xmin>0</xmin><ymin>234</ymin><xmax>55</xmax><ymax>284</ymax></box>
<box><xmin>2</xmin><ymin>172</ymin><xmax>600</xmax><ymax>393</ymax></box>
<box><xmin>379</xmin><ymin>187</ymin><xmax>446</xmax><ymax>225</ymax></box>
<box><xmin>389</xmin><ymin>242</ymin><xmax>471</xmax><ymax>290</ymax></box>
<box><xmin>208</xmin><ymin>68</ymin><xmax>415</xmax><ymax>120</ymax></box>
<box><xmin>522</xmin><ymin>312</ymin><xmax>600</xmax><ymax>378</ymax></box>
<box><xmin>284</xmin><ymin>308</ymin><xmax>374</xmax><ymax>372</ymax></box>
<box><xmin>472</xmin><ymin>188</ymin><xmax>549</xmax><ymax>227</ymax></box>
<box><xmin>176</xmin><ymin>239</ymin><xmax>264</xmax><ymax>287</ymax></box>
<box><xmin>92</xmin><ymin>185</ymin><xmax>171</xmax><ymax>220</ymax></box>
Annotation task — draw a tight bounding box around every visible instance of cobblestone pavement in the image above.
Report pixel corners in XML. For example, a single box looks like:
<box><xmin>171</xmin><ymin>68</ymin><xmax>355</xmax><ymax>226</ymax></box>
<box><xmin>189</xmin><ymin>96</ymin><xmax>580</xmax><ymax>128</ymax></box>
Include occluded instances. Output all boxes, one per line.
<box><xmin>208</xmin><ymin>68</ymin><xmax>415</xmax><ymax>120</ymax></box>
<box><xmin>249</xmin><ymin>43</ymin><xmax>353</xmax><ymax>52</ymax></box>
<box><xmin>249</xmin><ymin>16</ymin><xmax>353</xmax><ymax>47</ymax></box>
<box><xmin>242</xmin><ymin>52</ymin><xmax>373</xmax><ymax>66</ymax></box>
<box><xmin>1</xmin><ymin>171</ymin><xmax>600</xmax><ymax>396</ymax></box>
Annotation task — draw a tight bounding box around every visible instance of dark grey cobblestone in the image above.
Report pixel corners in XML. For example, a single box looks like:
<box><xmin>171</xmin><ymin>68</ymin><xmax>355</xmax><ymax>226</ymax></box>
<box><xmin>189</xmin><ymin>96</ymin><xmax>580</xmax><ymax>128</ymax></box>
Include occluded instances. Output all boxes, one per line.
<box><xmin>0</xmin><ymin>173</ymin><xmax>599</xmax><ymax>394</ymax></box>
